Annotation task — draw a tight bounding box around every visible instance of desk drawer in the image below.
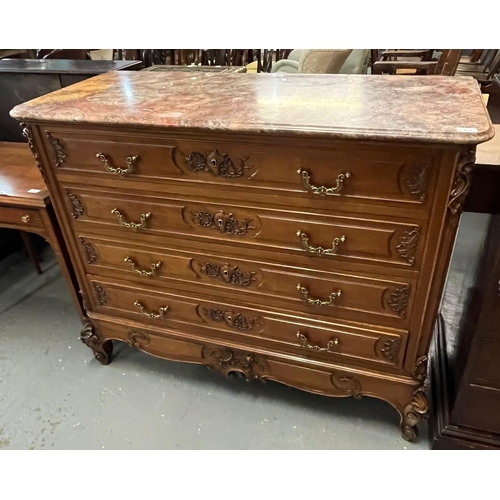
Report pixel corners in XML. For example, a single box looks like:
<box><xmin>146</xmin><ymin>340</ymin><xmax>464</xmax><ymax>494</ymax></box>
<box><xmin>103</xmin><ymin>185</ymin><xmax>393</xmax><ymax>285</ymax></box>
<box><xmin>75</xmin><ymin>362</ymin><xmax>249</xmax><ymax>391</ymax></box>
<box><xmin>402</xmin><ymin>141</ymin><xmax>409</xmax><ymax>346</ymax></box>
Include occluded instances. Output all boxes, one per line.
<box><xmin>0</xmin><ymin>207</ymin><xmax>42</xmax><ymax>229</ymax></box>
<box><xmin>86</xmin><ymin>276</ymin><xmax>408</xmax><ymax>368</ymax></box>
<box><xmin>44</xmin><ymin>129</ymin><xmax>438</xmax><ymax>211</ymax></box>
<box><xmin>77</xmin><ymin>234</ymin><xmax>416</xmax><ymax>327</ymax></box>
<box><xmin>64</xmin><ymin>186</ymin><xmax>426</xmax><ymax>270</ymax></box>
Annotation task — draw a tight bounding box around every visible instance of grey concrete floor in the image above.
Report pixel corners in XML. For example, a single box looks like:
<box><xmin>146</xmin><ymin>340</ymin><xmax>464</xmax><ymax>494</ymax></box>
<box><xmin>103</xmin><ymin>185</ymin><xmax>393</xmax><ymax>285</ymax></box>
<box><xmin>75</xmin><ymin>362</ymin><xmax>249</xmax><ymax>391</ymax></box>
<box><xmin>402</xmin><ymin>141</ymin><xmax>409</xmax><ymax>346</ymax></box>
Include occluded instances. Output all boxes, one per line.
<box><xmin>0</xmin><ymin>244</ymin><xmax>429</xmax><ymax>449</ymax></box>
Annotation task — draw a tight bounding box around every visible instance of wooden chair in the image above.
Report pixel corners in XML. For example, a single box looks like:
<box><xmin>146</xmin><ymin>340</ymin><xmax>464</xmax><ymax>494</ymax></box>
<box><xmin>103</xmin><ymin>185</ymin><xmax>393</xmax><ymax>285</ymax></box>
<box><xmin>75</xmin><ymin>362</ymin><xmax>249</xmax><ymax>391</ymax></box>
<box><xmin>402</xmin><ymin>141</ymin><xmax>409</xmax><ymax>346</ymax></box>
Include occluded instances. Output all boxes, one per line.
<box><xmin>457</xmin><ymin>49</ymin><xmax>496</xmax><ymax>71</ymax></box>
<box><xmin>460</xmin><ymin>49</ymin><xmax>484</xmax><ymax>64</ymax></box>
<box><xmin>139</xmin><ymin>49</ymin><xmax>292</xmax><ymax>73</ymax></box>
<box><xmin>381</xmin><ymin>49</ymin><xmax>434</xmax><ymax>61</ymax></box>
<box><xmin>373</xmin><ymin>49</ymin><xmax>461</xmax><ymax>76</ymax></box>
<box><xmin>456</xmin><ymin>49</ymin><xmax>500</xmax><ymax>86</ymax></box>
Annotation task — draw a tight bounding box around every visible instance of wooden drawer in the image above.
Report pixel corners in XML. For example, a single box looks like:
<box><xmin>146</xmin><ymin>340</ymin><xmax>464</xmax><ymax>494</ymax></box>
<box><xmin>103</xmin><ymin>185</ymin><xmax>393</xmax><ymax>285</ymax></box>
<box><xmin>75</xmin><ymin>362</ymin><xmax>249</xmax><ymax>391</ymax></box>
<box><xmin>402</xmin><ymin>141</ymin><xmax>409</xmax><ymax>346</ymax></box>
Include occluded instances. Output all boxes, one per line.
<box><xmin>86</xmin><ymin>276</ymin><xmax>408</xmax><ymax>368</ymax></box>
<box><xmin>0</xmin><ymin>206</ymin><xmax>42</xmax><ymax>229</ymax></box>
<box><xmin>78</xmin><ymin>234</ymin><xmax>416</xmax><ymax>327</ymax></box>
<box><xmin>64</xmin><ymin>186</ymin><xmax>426</xmax><ymax>270</ymax></box>
<box><xmin>44</xmin><ymin>129</ymin><xmax>439</xmax><ymax>211</ymax></box>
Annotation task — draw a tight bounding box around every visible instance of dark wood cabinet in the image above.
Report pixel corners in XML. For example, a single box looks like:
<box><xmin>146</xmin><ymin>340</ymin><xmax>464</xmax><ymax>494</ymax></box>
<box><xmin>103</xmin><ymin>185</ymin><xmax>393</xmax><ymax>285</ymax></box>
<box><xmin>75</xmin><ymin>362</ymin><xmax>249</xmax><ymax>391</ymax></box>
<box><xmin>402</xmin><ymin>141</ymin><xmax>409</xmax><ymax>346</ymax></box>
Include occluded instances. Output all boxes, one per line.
<box><xmin>0</xmin><ymin>59</ymin><xmax>142</xmax><ymax>142</ymax></box>
<box><xmin>432</xmin><ymin>213</ymin><xmax>500</xmax><ymax>449</ymax></box>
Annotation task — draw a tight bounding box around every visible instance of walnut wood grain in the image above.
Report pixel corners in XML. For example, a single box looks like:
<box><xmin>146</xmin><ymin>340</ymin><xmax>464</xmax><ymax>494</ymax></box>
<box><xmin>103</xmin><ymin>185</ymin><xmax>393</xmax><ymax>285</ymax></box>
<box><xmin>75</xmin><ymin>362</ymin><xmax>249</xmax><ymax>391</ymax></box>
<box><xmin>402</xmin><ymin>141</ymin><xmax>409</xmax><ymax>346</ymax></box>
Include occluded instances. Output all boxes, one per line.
<box><xmin>60</xmin><ymin>184</ymin><xmax>428</xmax><ymax>271</ymax></box>
<box><xmin>11</xmin><ymin>73</ymin><xmax>492</xmax><ymax>442</ymax></box>
<box><xmin>40</xmin><ymin>128</ymin><xmax>441</xmax><ymax>214</ymax></box>
<box><xmin>0</xmin><ymin>142</ymin><xmax>83</xmax><ymax>318</ymax></box>
<box><xmin>85</xmin><ymin>276</ymin><xmax>407</xmax><ymax>369</ymax></box>
<box><xmin>74</xmin><ymin>233</ymin><xmax>417</xmax><ymax>328</ymax></box>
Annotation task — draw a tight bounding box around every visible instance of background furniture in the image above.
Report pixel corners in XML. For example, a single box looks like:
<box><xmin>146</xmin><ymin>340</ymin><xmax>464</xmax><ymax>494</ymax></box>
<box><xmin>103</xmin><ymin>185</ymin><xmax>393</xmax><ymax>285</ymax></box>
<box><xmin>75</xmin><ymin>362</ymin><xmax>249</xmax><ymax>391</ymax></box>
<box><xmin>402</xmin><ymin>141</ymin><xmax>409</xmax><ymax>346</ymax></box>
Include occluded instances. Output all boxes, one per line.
<box><xmin>271</xmin><ymin>49</ymin><xmax>352</xmax><ymax>74</ymax></box>
<box><xmin>0</xmin><ymin>49</ymin><xmax>36</xmax><ymax>59</ymax></box>
<box><xmin>431</xmin><ymin>125</ymin><xmax>500</xmax><ymax>449</ymax></box>
<box><xmin>338</xmin><ymin>49</ymin><xmax>370</xmax><ymax>74</ymax></box>
<box><xmin>0</xmin><ymin>59</ymin><xmax>143</xmax><ymax>143</ymax></box>
<box><xmin>142</xmin><ymin>65</ymin><xmax>246</xmax><ymax>73</ymax></box>
<box><xmin>456</xmin><ymin>49</ymin><xmax>500</xmax><ymax>87</ymax></box>
<box><xmin>141</xmin><ymin>49</ymin><xmax>291</xmax><ymax>73</ymax></box>
<box><xmin>11</xmin><ymin>72</ymin><xmax>492</xmax><ymax>442</ymax></box>
<box><xmin>373</xmin><ymin>49</ymin><xmax>461</xmax><ymax>76</ymax></box>
<box><xmin>0</xmin><ymin>141</ymin><xmax>83</xmax><ymax>317</ymax></box>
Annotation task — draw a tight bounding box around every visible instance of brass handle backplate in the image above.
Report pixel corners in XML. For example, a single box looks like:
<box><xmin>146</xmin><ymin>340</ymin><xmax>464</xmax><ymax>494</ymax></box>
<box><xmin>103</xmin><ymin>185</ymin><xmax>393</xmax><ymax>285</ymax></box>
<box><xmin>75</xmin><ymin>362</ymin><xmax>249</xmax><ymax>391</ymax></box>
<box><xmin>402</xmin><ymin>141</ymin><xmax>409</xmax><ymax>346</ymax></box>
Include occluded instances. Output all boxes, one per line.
<box><xmin>298</xmin><ymin>169</ymin><xmax>351</xmax><ymax>195</ymax></box>
<box><xmin>111</xmin><ymin>209</ymin><xmax>151</xmax><ymax>229</ymax></box>
<box><xmin>21</xmin><ymin>215</ymin><xmax>31</xmax><ymax>223</ymax></box>
<box><xmin>297</xmin><ymin>230</ymin><xmax>345</xmax><ymax>255</ymax></box>
<box><xmin>96</xmin><ymin>153</ymin><xmax>138</xmax><ymax>175</ymax></box>
<box><xmin>297</xmin><ymin>332</ymin><xmax>339</xmax><ymax>352</ymax></box>
<box><xmin>297</xmin><ymin>283</ymin><xmax>342</xmax><ymax>307</ymax></box>
<box><xmin>124</xmin><ymin>257</ymin><xmax>162</xmax><ymax>277</ymax></box>
<box><xmin>134</xmin><ymin>300</ymin><xmax>168</xmax><ymax>319</ymax></box>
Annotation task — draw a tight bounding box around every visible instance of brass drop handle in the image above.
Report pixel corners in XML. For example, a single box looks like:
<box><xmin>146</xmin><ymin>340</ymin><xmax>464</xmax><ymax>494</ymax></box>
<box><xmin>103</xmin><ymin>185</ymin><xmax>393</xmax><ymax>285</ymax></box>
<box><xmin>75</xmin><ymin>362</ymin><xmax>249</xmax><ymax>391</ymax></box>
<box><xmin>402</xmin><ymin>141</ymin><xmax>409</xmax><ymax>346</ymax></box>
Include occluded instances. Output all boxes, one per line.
<box><xmin>21</xmin><ymin>215</ymin><xmax>31</xmax><ymax>223</ymax></box>
<box><xmin>297</xmin><ymin>283</ymin><xmax>342</xmax><ymax>306</ymax></box>
<box><xmin>111</xmin><ymin>208</ymin><xmax>151</xmax><ymax>229</ymax></box>
<box><xmin>298</xmin><ymin>169</ymin><xmax>351</xmax><ymax>195</ymax></box>
<box><xmin>297</xmin><ymin>230</ymin><xmax>346</xmax><ymax>255</ymax></box>
<box><xmin>297</xmin><ymin>332</ymin><xmax>339</xmax><ymax>352</ymax></box>
<box><xmin>96</xmin><ymin>153</ymin><xmax>138</xmax><ymax>175</ymax></box>
<box><xmin>134</xmin><ymin>300</ymin><xmax>169</xmax><ymax>319</ymax></box>
<box><xmin>124</xmin><ymin>256</ymin><xmax>162</xmax><ymax>277</ymax></box>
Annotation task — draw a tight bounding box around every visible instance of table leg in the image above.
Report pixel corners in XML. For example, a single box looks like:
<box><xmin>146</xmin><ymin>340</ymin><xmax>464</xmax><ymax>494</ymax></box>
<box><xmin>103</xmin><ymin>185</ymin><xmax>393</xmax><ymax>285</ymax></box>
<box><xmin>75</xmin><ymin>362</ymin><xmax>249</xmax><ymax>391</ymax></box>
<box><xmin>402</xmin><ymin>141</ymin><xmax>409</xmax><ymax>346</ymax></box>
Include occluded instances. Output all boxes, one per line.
<box><xmin>19</xmin><ymin>230</ymin><xmax>43</xmax><ymax>275</ymax></box>
<box><xmin>40</xmin><ymin>207</ymin><xmax>84</xmax><ymax>319</ymax></box>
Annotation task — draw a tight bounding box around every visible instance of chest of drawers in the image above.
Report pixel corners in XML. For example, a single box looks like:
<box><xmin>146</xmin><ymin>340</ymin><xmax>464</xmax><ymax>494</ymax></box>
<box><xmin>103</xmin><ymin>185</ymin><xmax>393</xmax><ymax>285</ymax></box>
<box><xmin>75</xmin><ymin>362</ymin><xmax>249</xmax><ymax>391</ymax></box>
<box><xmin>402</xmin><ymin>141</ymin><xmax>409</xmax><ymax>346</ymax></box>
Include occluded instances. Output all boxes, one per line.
<box><xmin>11</xmin><ymin>71</ymin><xmax>493</xmax><ymax>441</ymax></box>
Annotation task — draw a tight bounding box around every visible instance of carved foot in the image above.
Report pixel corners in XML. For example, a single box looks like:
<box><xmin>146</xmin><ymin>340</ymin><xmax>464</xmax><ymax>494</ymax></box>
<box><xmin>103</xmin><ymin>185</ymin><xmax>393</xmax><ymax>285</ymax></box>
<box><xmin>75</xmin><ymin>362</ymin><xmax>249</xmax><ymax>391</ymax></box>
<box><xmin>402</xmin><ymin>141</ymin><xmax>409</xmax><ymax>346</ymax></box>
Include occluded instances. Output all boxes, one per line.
<box><xmin>400</xmin><ymin>386</ymin><xmax>428</xmax><ymax>442</ymax></box>
<box><xmin>79</xmin><ymin>319</ymin><xmax>113</xmax><ymax>365</ymax></box>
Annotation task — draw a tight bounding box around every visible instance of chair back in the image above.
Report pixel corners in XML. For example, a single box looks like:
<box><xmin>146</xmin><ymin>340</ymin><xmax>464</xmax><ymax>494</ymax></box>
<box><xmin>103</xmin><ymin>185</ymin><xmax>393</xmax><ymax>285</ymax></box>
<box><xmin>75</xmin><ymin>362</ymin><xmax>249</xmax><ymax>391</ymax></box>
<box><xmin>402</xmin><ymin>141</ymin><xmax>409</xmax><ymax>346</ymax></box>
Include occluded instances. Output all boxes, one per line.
<box><xmin>339</xmin><ymin>49</ymin><xmax>369</xmax><ymax>74</ymax></box>
<box><xmin>299</xmin><ymin>49</ymin><xmax>352</xmax><ymax>74</ymax></box>
<box><xmin>434</xmin><ymin>49</ymin><xmax>461</xmax><ymax>76</ymax></box>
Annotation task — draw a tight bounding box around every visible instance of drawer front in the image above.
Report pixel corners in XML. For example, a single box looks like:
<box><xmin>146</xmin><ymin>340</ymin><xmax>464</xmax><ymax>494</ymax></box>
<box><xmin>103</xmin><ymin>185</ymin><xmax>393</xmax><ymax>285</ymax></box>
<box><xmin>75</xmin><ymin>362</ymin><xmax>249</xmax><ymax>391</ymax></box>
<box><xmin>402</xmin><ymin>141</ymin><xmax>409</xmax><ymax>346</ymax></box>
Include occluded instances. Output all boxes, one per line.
<box><xmin>0</xmin><ymin>207</ymin><xmax>42</xmax><ymax>229</ymax></box>
<box><xmin>86</xmin><ymin>276</ymin><xmax>408</xmax><ymax>368</ymax></box>
<box><xmin>44</xmin><ymin>129</ymin><xmax>438</xmax><ymax>210</ymax></box>
<box><xmin>78</xmin><ymin>234</ymin><xmax>416</xmax><ymax>326</ymax></box>
<box><xmin>64</xmin><ymin>187</ymin><xmax>425</xmax><ymax>269</ymax></box>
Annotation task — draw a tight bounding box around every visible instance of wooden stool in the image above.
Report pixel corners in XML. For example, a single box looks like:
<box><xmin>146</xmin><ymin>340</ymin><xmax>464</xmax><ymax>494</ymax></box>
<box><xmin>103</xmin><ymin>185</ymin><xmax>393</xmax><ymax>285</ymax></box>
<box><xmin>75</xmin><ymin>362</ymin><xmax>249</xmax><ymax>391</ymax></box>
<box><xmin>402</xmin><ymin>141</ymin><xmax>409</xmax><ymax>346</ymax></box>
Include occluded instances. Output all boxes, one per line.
<box><xmin>0</xmin><ymin>142</ymin><xmax>83</xmax><ymax>318</ymax></box>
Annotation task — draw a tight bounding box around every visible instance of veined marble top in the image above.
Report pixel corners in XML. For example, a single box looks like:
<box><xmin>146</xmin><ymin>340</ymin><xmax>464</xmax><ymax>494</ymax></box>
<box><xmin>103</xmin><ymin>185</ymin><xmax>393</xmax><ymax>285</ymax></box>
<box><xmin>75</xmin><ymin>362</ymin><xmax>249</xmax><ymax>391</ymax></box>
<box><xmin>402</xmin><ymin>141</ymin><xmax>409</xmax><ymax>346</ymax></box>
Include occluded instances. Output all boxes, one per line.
<box><xmin>11</xmin><ymin>71</ymin><xmax>494</xmax><ymax>145</ymax></box>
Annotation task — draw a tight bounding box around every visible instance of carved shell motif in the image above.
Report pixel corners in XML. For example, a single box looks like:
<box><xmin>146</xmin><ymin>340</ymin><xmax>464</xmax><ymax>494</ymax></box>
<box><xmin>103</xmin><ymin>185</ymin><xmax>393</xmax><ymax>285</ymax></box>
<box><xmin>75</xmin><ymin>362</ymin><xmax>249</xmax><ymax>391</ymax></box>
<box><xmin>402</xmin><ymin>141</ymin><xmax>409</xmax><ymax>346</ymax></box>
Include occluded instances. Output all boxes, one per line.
<box><xmin>331</xmin><ymin>372</ymin><xmax>362</xmax><ymax>399</ymax></box>
<box><xmin>395</xmin><ymin>227</ymin><xmax>420</xmax><ymax>265</ymax></box>
<box><xmin>203</xmin><ymin>307</ymin><xmax>258</xmax><ymax>330</ymax></box>
<box><xmin>193</xmin><ymin>210</ymin><xmax>255</xmax><ymax>235</ymax></box>
<box><xmin>79</xmin><ymin>238</ymin><xmax>97</xmax><ymax>264</ymax></box>
<box><xmin>385</xmin><ymin>286</ymin><xmax>410</xmax><ymax>318</ymax></box>
<box><xmin>200</xmin><ymin>262</ymin><xmax>256</xmax><ymax>287</ymax></box>
<box><xmin>202</xmin><ymin>346</ymin><xmax>267</xmax><ymax>380</ymax></box>
<box><xmin>45</xmin><ymin>132</ymin><xmax>67</xmax><ymax>168</ymax></box>
<box><xmin>127</xmin><ymin>330</ymin><xmax>151</xmax><ymax>349</ymax></box>
<box><xmin>65</xmin><ymin>190</ymin><xmax>84</xmax><ymax>219</ymax></box>
<box><xmin>185</xmin><ymin>149</ymin><xmax>250</xmax><ymax>178</ymax></box>
<box><xmin>92</xmin><ymin>282</ymin><xmax>107</xmax><ymax>305</ymax></box>
<box><xmin>375</xmin><ymin>338</ymin><xmax>402</xmax><ymax>364</ymax></box>
<box><xmin>404</xmin><ymin>160</ymin><xmax>431</xmax><ymax>202</ymax></box>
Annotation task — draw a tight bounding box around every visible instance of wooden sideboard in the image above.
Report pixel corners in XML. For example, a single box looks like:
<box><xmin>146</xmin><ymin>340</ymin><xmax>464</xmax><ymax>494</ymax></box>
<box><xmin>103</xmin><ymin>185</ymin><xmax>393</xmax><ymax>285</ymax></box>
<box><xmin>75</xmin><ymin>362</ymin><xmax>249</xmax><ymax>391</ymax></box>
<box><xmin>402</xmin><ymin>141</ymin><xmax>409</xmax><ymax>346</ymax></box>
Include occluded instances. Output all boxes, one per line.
<box><xmin>0</xmin><ymin>59</ymin><xmax>142</xmax><ymax>142</ymax></box>
<box><xmin>431</xmin><ymin>125</ymin><xmax>500</xmax><ymax>449</ymax></box>
<box><xmin>10</xmin><ymin>72</ymin><xmax>493</xmax><ymax>441</ymax></box>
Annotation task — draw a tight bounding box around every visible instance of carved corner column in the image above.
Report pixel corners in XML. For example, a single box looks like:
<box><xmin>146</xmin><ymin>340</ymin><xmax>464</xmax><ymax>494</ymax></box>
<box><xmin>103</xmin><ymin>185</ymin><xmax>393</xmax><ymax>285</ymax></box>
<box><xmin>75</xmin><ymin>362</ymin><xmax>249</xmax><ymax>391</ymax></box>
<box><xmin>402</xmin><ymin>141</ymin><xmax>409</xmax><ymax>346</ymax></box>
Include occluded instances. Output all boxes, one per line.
<box><xmin>448</xmin><ymin>149</ymin><xmax>475</xmax><ymax>220</ymax></box>
<box><xmin>79</xmin><ymin>290</ymin><xmax>113</xmax><ymax>365</ymax></box>
<box><xmin>400</xmin><ymin>356</ymin><xmax>429</xmax><ymax>442</ymax></box>
<box><xmin>400</xmin><ymin>148</ymin><xmax>475</xmax><ymax>441</ymax></box>
<box><xmin>79</xmin><ymin>318</ymin><xmax>113</xmax><ymax>365</ymax></box>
